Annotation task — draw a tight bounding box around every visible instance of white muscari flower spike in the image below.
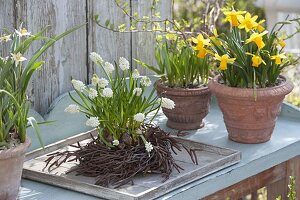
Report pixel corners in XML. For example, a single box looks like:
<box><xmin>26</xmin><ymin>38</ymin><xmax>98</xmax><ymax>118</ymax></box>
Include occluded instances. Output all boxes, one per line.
<box><xmin>89</xmin><ymin>52</ymin><xmax>103</xmax><ymax>65</ymax></box>
<box><xmin>89</xmin><ymin>88</ymin><xmax>98</xmax><ymax>99</ymax></box>
<box><xmin>140</xmin><ymin>76</ymin><xmax>152</xmax><ymax>87</ymax></box>
<box><xmin>64</xmin><ymin>104</ymin><xmax>80</xmax><ymax>113</ymax></box>
<box><xmin>119</xmin><ymin>57</ymin><xmax>130</xmax><ymax>71</ymax></box>
<box><xmin>133</xmin><ymin>87</ymin><xmax>142</xmax><ymax>96</ymax></box>
<box><xmin>112</xmin><ymin>139</ymin><xmax>119</xmax><ymax>146</ymax></box>
<box><xmin>85</xmin><ymin>117</ymin><xmax>100</xmax><ymax>127</ymax></box>
<box><xmin>132</xmin><ymin>69</ymin><xmax>140</xmax><ymax>79</ymax></box>
<box><xmin>145</xmin><ymin>141</ymin><xmax>153</xmax><ymax>153</ymax></box>
<box><xmin>98</xmin><ymin>78</ymin><xmax>109</xmax><ymax>88</ymax></box>
<box><xmin>91</xmin><ymin>74</ymin><xmax>100</xmax><ymax>86</ymax></box>
<box><xmin>102</xmin><ymin>88</ymin><xmax>113</xmax><ymax>98</ymax></box>
<box><xmin>15</xmin><ymin>27</ymin><xmax>31</xmax><ymax>37</ymax></box>
<box><xmin>133</xmin><ymin>113</ymin><xmax>145</xmax><ymax>122</ymax></box>
<box><xmin>159</xmin><ymin>97</ymin><xmax>175</xmax><ymax>110</ymax></box>
<box><xmin>71</xmin><ymin>79</ymin><xmax>86</xmax><ymax>92</ymax></box>
<box><xmin>104</xmin><ymin>62</ymin><xmax>115</xmax><ymax>74</ymax></box>
<box><xmin>0</xmin><ymin>34</ymin><xmax>11</xmax><ymax>42</ymax></box>
<box><xmin>11</xmin><ymin>52</ymin><xmax>27</xmax><ymax>65</ymax></box>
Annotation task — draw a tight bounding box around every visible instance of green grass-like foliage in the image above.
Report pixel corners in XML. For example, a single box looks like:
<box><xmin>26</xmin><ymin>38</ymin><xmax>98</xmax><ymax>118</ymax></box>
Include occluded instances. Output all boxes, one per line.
<box><xmin>0</xmin><ymin>24</ymin><xmax>83</xmax><ymax>148</ymax></box>
<box><xmin>135</xmin><ymin>36</ymin><xmax>211</xmax><ymax>88</ymax></box>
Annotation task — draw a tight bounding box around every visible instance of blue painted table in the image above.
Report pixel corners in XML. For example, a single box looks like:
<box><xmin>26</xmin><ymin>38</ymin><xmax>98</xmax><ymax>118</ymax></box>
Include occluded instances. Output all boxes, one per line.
<box><xmin>18</xmin><ymin>85</ymin><xmax>300</xmax><ymax>200</ymax></box>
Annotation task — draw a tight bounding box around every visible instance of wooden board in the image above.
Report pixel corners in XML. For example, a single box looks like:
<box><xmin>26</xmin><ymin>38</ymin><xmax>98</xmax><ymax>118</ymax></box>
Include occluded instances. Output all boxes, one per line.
<box><xmin>23</xmin><ymin>130</ymin><xmax>241</xmax><ymax>200</ymax></box>
<box><xmin>15</xmin><ymin>0</ymin><xmax>87</xmax><ymax>115</ymax></box>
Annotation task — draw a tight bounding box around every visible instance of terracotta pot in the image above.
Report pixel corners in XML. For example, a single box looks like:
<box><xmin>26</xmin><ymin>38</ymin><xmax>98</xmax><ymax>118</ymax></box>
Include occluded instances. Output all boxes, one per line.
<box><xmin>208</xmin><ymin>75</ymin><xmax>294</xmax><ymax>143</ymax></box>
<box><xmin>155</xmin><ymin>80</ymin><xmax>211</xmax><ymax>130</ymax></box>
<box><xmin>0</xmin><ymin>138</ymin><xmax>31</xmax><ymax>200</ymax></box>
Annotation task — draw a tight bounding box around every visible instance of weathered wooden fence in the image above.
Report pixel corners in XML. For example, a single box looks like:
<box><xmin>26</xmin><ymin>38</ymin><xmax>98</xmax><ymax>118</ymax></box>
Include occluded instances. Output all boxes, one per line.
<box><xmin>0</xmin><ymin>0</ymin><xmax>171</xmax><ymax>114</ymax></box>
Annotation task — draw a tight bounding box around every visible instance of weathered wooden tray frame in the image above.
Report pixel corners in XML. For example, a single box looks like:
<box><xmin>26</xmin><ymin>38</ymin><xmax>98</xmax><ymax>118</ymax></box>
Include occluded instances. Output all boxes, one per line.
<box><xmin>23</xmin><ymin>130</ymin><xmax>241</xmax><ymax>200</ymax></box>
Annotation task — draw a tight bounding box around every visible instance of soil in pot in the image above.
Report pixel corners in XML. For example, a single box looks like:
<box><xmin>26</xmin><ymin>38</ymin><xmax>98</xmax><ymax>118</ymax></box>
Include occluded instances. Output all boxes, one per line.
<box><xmin>208</xmin><ymin>75</ymin><xmax>294</xmax><ymax>144</ymax></box>
<box><xmin>155</xmin><ymin>80</ymin><xmax>211</xmax><ymax>130</ymax></box>
<box><xmin>0</xmin><ymin>138</ymin><xmax>31</xmax><ymax>200</ymax></box>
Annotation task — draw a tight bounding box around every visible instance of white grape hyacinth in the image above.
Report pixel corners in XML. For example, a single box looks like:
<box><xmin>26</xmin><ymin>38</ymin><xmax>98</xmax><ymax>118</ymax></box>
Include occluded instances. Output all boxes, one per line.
<box><xmin>112</xmin><ymin>139</ymin><xmax>119</xmax><ymax>146</ymax></box>
<box><xmin>98</xmin><ymin>78</ymin><xmax>109</xmax><ymax>88</ymax></box>
<box><xmin>140</xmin><ymin>76</ymin><xmax>152</xmax><ymax>87</ymax></box>
<box><xmin>104</xmin><ymin>62</ymin><xmax>115</xmax><ymax>74</ymax></box>
<box><xmin>88</xmin><ymin>88</ymin><xmax>98</xmax><ymax>99</ymax></box>
<box><xmin>91</xmin><ymin>74</ymin><xmax>100</xmax><ymax>86</ymax></box>
<box><xmin>102</xmin><ymin>88</ymin><xmax>113</xmax><ymax>98</ymax></box>
<box><xmin>132</xmin><ymin>69</ymin><xmax>140</xmax><ymax>79</ymax></box>
<box><xmin>159</xmin><ymin>97</ymin><xmax>175</xmax><ymax>109</ymax></box>
<box><xmin>64</xmin><ymin>104</ymin><xmax>80</xmax><ymax>113</ymax></box>
<box><xmin>71</xmin><ymin>79</ymin><xmax>86</xmax><ymax>92</ymax></box>
<box><xmin>133</xmin><ymin>87</ymin><xmax>142</xmax><ymax>96</ymax></box>
<box><xmin>89</xmin><ymin>52</ymin><xmax>103</xmax><ymax>65</ymax></box>
<box><xmin>85</xmin><ymin>117</ymin><xmax>100</xmax><ymax>127</ymax></box>
<box><xmin>145</xmin><ymin>141</ymin><xmax>153</xmax><ymax>153</ymax></box>
<box><xmin>133</xmin><ymin>113</ymin><xmax>145</xmax><ymax>122</ymax></box>
<box><xmin>119</xmin><ymin>57</ymin><xmax>130</xmax><ymax>71</ymax></box>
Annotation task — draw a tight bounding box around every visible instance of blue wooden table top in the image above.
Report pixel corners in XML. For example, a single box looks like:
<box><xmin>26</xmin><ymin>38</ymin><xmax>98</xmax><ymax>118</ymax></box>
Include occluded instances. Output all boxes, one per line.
<box><xmin>19</xmin><ymin>79</ymin><xmax>300</xmax><ymax>200</ymax></box>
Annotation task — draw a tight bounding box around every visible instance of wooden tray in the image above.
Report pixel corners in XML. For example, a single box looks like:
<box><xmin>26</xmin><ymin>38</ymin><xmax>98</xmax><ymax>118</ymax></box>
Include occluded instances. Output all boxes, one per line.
<box><xmin>23</xmin><ymin>130</ymin><xmax>241</xmax><ymax>200</ymax></box>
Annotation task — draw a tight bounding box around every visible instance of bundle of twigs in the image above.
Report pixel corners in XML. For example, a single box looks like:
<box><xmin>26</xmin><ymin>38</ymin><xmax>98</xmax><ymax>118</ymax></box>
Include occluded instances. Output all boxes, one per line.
<box><xmin>45</xmin><ymin>124</ymin><xmax>197</xmax><ymax>188</ymax></box>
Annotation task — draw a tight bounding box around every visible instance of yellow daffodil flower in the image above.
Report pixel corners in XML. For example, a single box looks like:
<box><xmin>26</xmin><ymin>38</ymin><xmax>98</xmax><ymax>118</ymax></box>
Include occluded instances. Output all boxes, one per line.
<box><xmin>246</xmin><ymin>53</ymin><xmax>266</xmax><ymax>67</ymax></box>
<box><xmin>270</xmin><ymin>53</ymin><xmax>287</xmax><ymax>64</ymax></box>
<box><xmin>209</xmin><ymin>28</ymin><xmax>222</xmax><ymax>46</ymax></box>
<box><xmin>245</xmin><ymin>31</ymin><xmax>268</xmax><ymax>49</ymax></box>
<box><xmin>255</xmin><ymin>19</ymin><xmax>265</xmax><ymax>32</ymax></box>
<box><xmin>0</xmin><ymin>34</ymin><xmax>11</xmax><ymax>42</ymax></box>
<box><xmin>237</xmin><ymin>12</ymin><xmax>258</xmax><ymax>32</ymax></box>
<box><xmin>224</xmin><ymin>10</ymin><xmax>246</xmax><ymax>27</ymax></box>
<box><xmin>11</xmin><ymin>52</ymin><xmax>27</xmax><ymax>65</ymax></box>
<box><xmin>215</xmin><ymin>54</ymin><xmax>236</xmax><ymax>70</ymax></box>
<box><xmin>277</xmin><ymin>35</ymin><xmax>286</xmax><ymax>48</ymax></box>
<box><xmin>192</xmin><ymin>34</ymin><xmax>210</xmax><ymax>48</ymax></box>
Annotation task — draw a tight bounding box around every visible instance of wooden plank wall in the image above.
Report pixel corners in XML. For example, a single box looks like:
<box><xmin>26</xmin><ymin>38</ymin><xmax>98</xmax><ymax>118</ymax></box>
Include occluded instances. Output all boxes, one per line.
<box><xmin>0</xmin><ymin>0</ymin><xmax>171</xmax><ymax>114</ymax></box>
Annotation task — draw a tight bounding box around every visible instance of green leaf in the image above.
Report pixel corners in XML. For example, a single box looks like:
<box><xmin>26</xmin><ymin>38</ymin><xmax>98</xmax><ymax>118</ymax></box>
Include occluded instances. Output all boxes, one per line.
<box><xmin>27</xmin><ymin>117</ymin><xmax>44</xmax><ymax>148</ymax></box>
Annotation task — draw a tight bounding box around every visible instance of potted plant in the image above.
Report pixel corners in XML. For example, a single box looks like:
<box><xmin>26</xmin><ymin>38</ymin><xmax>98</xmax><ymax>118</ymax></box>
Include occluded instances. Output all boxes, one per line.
<box><xmin>206</xmin><ymin>9</ymin><xmax>299</xmax><ymax>143</ymax></box>
<box><xmin>0</xmin><ymin>25</ymin><xmax>81</xmax><ymax>199</ymax></box>
<box><xmin>47</xmin><ymin>53</ymin><xmax>198</xmax><ymax>187</ymax></box>
<box><xmin>136</xmin><ymin>35</ymin><xmax>212</xmax><ymax>130</ymax></box>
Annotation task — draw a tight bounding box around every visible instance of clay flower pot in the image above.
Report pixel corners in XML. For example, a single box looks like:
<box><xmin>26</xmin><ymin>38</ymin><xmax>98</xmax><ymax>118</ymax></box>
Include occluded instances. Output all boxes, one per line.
<box><xmin>155</xmin><ymin>80</ymin><xmax>211</xmax><ymax>130</ymax></box>
<box><xmin>208</xmin><ymin>75</ymin><xmax>294</xmax><ymax>143</ymax></box>
<box><xmin>0</xmin><ymin>138</ymin><xmax>31</xmax><ymax>200</ymax></box>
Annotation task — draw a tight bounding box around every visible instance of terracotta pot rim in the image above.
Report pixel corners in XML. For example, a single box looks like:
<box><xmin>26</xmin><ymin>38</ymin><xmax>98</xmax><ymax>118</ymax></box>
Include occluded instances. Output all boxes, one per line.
<box><xmin>155</xmin><ymin>79</ymin><xmax>210</xmax><ymax>96</ymax></box>
<box><xmin>0</xmin><ymin>137</ymin><xmax>31</xmax><ymax>159</ymax></box>
<box><xmin>208</xmin><ymin>75</ymin><xmax>294</xmax><ymax>99</ymax></box>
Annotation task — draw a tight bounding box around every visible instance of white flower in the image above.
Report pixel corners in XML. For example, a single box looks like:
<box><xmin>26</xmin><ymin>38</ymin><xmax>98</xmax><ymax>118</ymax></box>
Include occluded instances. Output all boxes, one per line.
<box><xmin>119</xmin><ymin>57</ymin><xmax>130</xmax><ymax>71</ymax></box>
<box><xmin>112</xmin><ymin>139</ymin><xmax>119</xmax><ymax>146</ymax></box>
<box><xmin>98</xmin><ymin>78</ymin><xmax>109</xmax><ymax>88</ymax></box>
<box><xmin>102</xmin><ymin>88</ymin><xmax>113</xmax><ymax>98</ymax></box>
<box><xmin>89</xmin><ymin>88</ymin><xmax>98</xmax><ymax>99</ymax></box>
<box><xmin>89</xmin><ymin>52</ymin><xmax>103</xmax><ymax>65</ymax></box>
<box><xmin>85</xmin><ymin>117</ymin><xmax>100</xmax><ymax>127</ymax></box>
<box><xmin>159</xmin><ymin>97</ymin><xmax>175</xmax><ymax>110</ymax></box>
<box><xmin>133</xmin><ymin>113</ymin><xmax>145</xmax><ymax>122</ymax></box>
<box><xmin>104</xmin><ymin>62</ymin><xmax>115</xmax><ymax>74</ymax></box>
<box><xmin>15</xmin><ymin>27</ymin><xmax>31</xmax><ymax>37</ymax></box>
<box><xmin>145</xmin><ymin>141</ymin><xmax>153</xmax><ymax>153</ymax></box>
<box><xmin>133</xmin><ymin>87</ymin><xmax>142</xmax><ymax>96</ymax></box>
<box><xmin>0</xmin><ymin>34</ymin><xmax>11</xmax><ymax>42</ymax></box>
<box><xmin>91</xmin><ymin>74</ymin><xmax>100</xmax><ymax>86</ymax></box>
<box><xmin>132</xmin><ymin>69</ymin><xmax>140</xmax><ymax>79</ymax></box>
<box><xmin>140</xmin><ymin>76</ymin><xmax>152</xmax><ymax>87</ymax></box>
<box><xmin>64</xmin><ymin>104</ymin><xmax>80</xmax><ymax>113</ymax></box>
<box><xmin>136</xmin><ymin>128</ymin><xmax>142</xmax><ymax>135</ymax></box>
<box><xmin>71</xmin><ymin>79</ymin><xmax>86</xmax><ymax>92</ymax></box>
<box><xmin>11</xmin><ymin>52</ymin><xmax>27</xmax><ymax>65</ymax></box>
